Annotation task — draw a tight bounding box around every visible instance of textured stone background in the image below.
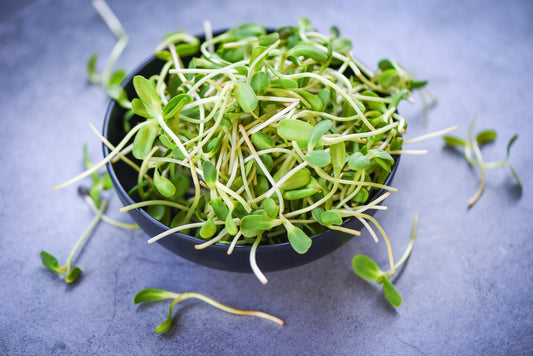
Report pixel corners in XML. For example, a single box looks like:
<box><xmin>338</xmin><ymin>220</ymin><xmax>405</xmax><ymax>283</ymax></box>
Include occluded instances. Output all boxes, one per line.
<box><xmin>1</xmin><ymin>0</ymin><xmax>532</xmax><ymax>354</ymax></box>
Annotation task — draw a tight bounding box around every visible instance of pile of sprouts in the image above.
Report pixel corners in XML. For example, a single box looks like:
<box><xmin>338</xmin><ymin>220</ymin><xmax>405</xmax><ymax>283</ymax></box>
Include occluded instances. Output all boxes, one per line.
<box><xmin>56</xmin><ymin>19</ymin><xmax>452</xmax><ymax>284</ymax></box>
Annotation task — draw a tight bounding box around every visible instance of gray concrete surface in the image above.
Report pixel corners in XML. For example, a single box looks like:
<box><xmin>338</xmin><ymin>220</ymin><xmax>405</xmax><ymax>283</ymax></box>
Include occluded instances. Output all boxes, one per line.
<box><xmin>1</xmin><ymin>0</ymin><xmax>532</xmax><ymax>354</ymax></box>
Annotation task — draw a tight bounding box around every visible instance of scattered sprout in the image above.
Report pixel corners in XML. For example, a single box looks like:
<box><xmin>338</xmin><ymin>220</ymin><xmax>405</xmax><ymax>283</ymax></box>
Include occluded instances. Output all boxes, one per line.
<box><xmin>352</xmin><ymin>213</ymin><xmax>418</xmax><ymax>307</ymax></box>
<box><xmin>133</xmin><ymin>288</ymin><xmax>284</xmax><ymax>333</ymax></box>
<box><xmin>41</xmin><ymin>198</ymin><xmax>108</xmax><ymax>284</ymax></box>
<box><xmin>444</xmin><ymin>116</ymin><xmax>521</xmax><ymax>207</ymax></box>
<box><xmin>41</xmin><ymin>146</ymin><xmax>137</xmax><ymax>283</ymax></box>
<box><xmin>88</xmin><ymin>0</ymin><xmax>130</xmax><ymax>109</ymax></box>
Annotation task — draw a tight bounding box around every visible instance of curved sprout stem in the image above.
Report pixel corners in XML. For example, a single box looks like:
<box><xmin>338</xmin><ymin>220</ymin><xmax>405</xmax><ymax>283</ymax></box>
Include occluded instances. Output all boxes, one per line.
<box><xmin>54</xmin><ymin>120</ymin><xmax>152</xmax><ymax>190</ymax></box>
<box><xmin>84</xmin><ymin>195</ymin><xmax>139</xmax><ymax>229</ymax></box>
<box><xmin>359</xmin><ymin>213</ymin><xmax>396</xmax><ymax>274</ymax></box>
<box><xmin>64</xmin><ymin>199</ymin><xmax>108</xmax><ymax>275</ymax></box>
<box><xmin>173</xmin><ymin>292</ymin><xmax>283</xmax><ymax>325</ymax></box>
<box><xmin>250</xmin><ymin>234</ymin><xmax>268</xmax><ymax>284</ymax></box>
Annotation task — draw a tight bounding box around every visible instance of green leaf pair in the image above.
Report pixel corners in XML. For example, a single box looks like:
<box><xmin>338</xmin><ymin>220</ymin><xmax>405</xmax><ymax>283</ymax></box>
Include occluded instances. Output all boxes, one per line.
<box><xmin>162</xmin><ymin>94</ymin><xmax>192</xmax><ymax>120</ymax></box>
<box><xmin>444</xmin><ymin>117</ymin><xmax>522</xmax><ymax>206</ymax></box>
<box><xmin>304</xmin><ymin>119</ymin><xmax>333</xmax><ymax>167</ymax></box>
<box><xmin>87</xmin><ymin>50</ymin><xmax>131</xmax><ymax>109</ymax></box>
<box><xmin>444</xmin><ymin>128</ymin><xmax>497</xmax><ymax>148</ymax></box>
<box><xmin>133</xmin><ymin>288</ymin><xmax>284</xmax><ymax>334</ymax></box>
<box><xmin>278</xmin><ymin>119</ymin><xmax>336</xmax><ymax>168</ymax></box>
<box><xmin>133</xmin><ymin>75</ymin><xmax>161</xmax><ymax>116</ymax></box>
<box><xmin>311</xmin><ymin>207</ymin><xmax>343</xmax><ymax>226</ymax></box>
<box><xmin>352</xmin><ymin>255</ymin><xmax>402</xmax><ymax>307</ymax></box>
<box><xmin>351</xmin><ymin>214</ymin><xmax>419</xmax><ymax>307</ymax></box>
<box><xmin>40</xmin><ymin>251</ymin><xmax>81</xmax><ymax>283</ymax></box>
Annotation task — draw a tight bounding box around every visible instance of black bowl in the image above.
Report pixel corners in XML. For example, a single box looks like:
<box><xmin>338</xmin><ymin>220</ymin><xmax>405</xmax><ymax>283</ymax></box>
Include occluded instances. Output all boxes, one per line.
<box><xmin>103</xmin><ymin>36</ymin><xmax>400</xmax><ymax>273</ymax></box>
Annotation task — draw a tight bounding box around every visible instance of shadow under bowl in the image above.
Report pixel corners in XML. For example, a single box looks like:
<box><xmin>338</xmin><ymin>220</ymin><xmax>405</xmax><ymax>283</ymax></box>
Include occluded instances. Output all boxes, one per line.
<box><xmin>103</xmin><ymin>39</ymin><xmax>400</xmax><ymax>273</ymax></box>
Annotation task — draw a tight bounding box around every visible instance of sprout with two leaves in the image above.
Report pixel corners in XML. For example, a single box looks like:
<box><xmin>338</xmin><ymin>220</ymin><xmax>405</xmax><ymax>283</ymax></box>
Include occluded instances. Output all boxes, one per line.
<box><xmin>41</xmin><ymin>146</ymin><xmax>138</xmax><ymax>283</ymax></box>
<box><xmin>133</xmin><ymin>288</ymin><xmax>284</xmax><ymax>334</ymax></box>
<box><xmin>444</xmin><ymin>116</ymin><xmax>521</xmax><ymax>207</ymax></box>
<box><xmin>352</xmin><ymin>214</ymin><xmax>418</xmax><ymax>307</ymax></box>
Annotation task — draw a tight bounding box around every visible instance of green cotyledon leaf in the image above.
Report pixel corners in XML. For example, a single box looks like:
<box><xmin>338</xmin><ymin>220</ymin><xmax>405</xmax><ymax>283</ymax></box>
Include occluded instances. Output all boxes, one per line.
<box><xmin>133</xmin><ymin>288</ymin><xmax>178</xmax><ymax>303</ymax></box>
<box><xmin>133</xmin><ymin>75</ymin><xmax>161</xmax><ymax>114</ymax></box>
<box><xmin>225</xmin><ymin>210</ymin><xmax>238</xmax><ymax>236</ymax></box>
<box><xmin>251</xmin><ymin>131</ymin><xmax>275</xmax><ymax>151</ymax></box>
<box><xmin>287</xmin><ymin>44</ymin><xmax>328</xmax><ymax>63</ymax></box>
<box><xmin>382</xmin><ymin>279</ymin><xmax>402</xmax><ymax>307</ymax></box>
<box><xmin>299</xmin><ymin>91</ymin><xmax>324</xmax><ymax>112</ymax></box>
<box><xmin>250</xmin><ymin>71</ymin><xmax>268</xmax><ymax>94</ymax></box>
<box><xmin>277</xmin><ymin>169</ymin><xmax>311</xmax><ymax>190</ymax></box>
<box><xmin>283</xmin><ymin>220</ymin><xmax>312</xmax><ymax>254</ymax></box>
<box><xmin>282</xmin><ymin>187</ymin><xmax>317</xmax><ymax>200</ymax></box>
<box><xmin>320</xmin><ymin>211</ymin><xmax>343</xmax><ymax>226</ymax></box>
<box><xmin>235</xmin><ymin>82</ymin><xmax>258</xmax><ymax>113</ymax></box>
<box><xmin>330</xmin><ymin>141</ymin><xmax>346</xmax><ymax>177</ymax></box>
<box><xmin>241</xmin><ymin>214</ymin><xmax>282</xmax><ymax>238</ymax></box>
<box><xmin>40</xmin><ymin>251</ymin><xmax>64</xmax><ymax>274</ymax></box>
<box><xmin>154</xmin><ymin>169</ymin><xmax>176</xmax><ymax>198</ymax></box>
<box><xmin>162</xmin><ymin>94</ymin><xmax>192</xmax><ymax>120</ymax></box>
<box><xmin>269</xmin><ymin>78</ymin><xmax>299</xmax><ymax>89</ymax></box>
<box><xmin>444</xmin><ymin>135</ymin><xmax>468</xmax><ymax>148</ymax></box>
<box><xmin>348</xmin><ymin>152</ymin><xmax>371</xmax><ymax>170</ymax></box>
<box><xmin>258</xmin><ymin>32</ymin><xmax>279</xmax><ymax>46</ymax></box>
<box><xmin>202</xmin><ymin>160</ymin><xmax>218</xmax><ymax>188</ymax></box>
<box><xmin>277</xmin><ymin>119</ymin><xmax>314</xmax><ymax>144</ymax></box>
<box><xmin>65</xmin><ymin>267</ymin><xmax>82</xmax><ymax>284</ymax></box>
<box><xmin>132</xmin><ymin>123</ymin><xmax>159</xmax><ymax>159</ymax></box>
<box><xmin>305</xmin><ymin>150</ymin><xmax>330</xmax><ymax>167</ymax></box>
<box><xmin>262</xmin><ymin>198</ymin><xmax>279</xmax><ymax>218</ymax></box>
<box><xmin>199</xmin><ymin>217</ymin><xmax>217</xmax><ymax>239</ymax></box>
<box><xmin>307</xmin><ymin>120</ymin><xmax>332</xmax><ymax>150</ymax></box>
<box><xmin>352</xmin><ymin>255</ymin><xmax>380</xmax><ymax>281</ymax></box>
<box><xmin>475</xmin><ymin>130</ymin><xmax>497</xmax><ymax>145</ymax></box>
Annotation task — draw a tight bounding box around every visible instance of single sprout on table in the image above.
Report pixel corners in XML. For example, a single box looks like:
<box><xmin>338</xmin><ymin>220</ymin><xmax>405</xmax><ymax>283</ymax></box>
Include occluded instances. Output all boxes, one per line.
<box><xmin>352</xmin><ymin>213</ymin><xmax>418</xmax><ymax>307</ymax></box>
<box><xmin>133</xmin><ymin>288</ymin><xmax>284</xmax><ymax>334</ymax></box>
<box><xmin>87</xmin><ymin>0</ymin><xmax>130</xmax><ymax>109</ymax></box>
<box><xmin>41</xmin><ymin>145</ymin><xmax>138</xmax><ymax>283</ymax></box>
<box><xmin>444</xmin><ymin>116</ymin><xmax>521</xmax><ymax>207</ymax></box>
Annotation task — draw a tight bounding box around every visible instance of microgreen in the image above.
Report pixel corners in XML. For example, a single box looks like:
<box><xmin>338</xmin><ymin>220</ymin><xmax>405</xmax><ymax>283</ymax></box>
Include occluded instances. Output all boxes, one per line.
<box><xmin>444</xmin><ymin>116</ymin><xmax>521</xmax><ymax>207</ymax></box>
<box><xmin>307</xmin><ymin>119</ymin><xmax>332</xmax><ymax>150</ymax></box>
<box><xmin>282</xmin><ymin>219</ymin><xmax>312</xmax><ymax>254</ymax></box>
<box><xmin>87</xmin><ymin>0</ymin><xmax>130</xmax><ymax>109</ymax></box>
<box><xmin>352</xmin><ymin>214</ymin><xmax>418</xmax><ymax>307</ymax></box>
<box><xmin>133</xmin><ymin>288</ymin><xmax>284</xmax><ymax>333</ymax></box>
<box><xmin>43</xmin><ymin>145</ymin><xmax>138</xmax><ymax>284</ymax></box>
<box><xmin>277</xmin><ymin>119</ymin><xmax>314</xmax><ymax>143</ymax></box>
<box><xmin>41</xmin><ymin>197</ymin><xmax>108</xmax><ymax>284</ymax></box>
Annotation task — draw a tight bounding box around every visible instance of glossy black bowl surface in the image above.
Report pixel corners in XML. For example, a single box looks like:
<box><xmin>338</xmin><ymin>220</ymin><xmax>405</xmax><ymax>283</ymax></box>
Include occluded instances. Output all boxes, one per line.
<box><xmin>103</xmin><ymin>40</ymin><xmax>400</xmax><ymax>273</ymax></box>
